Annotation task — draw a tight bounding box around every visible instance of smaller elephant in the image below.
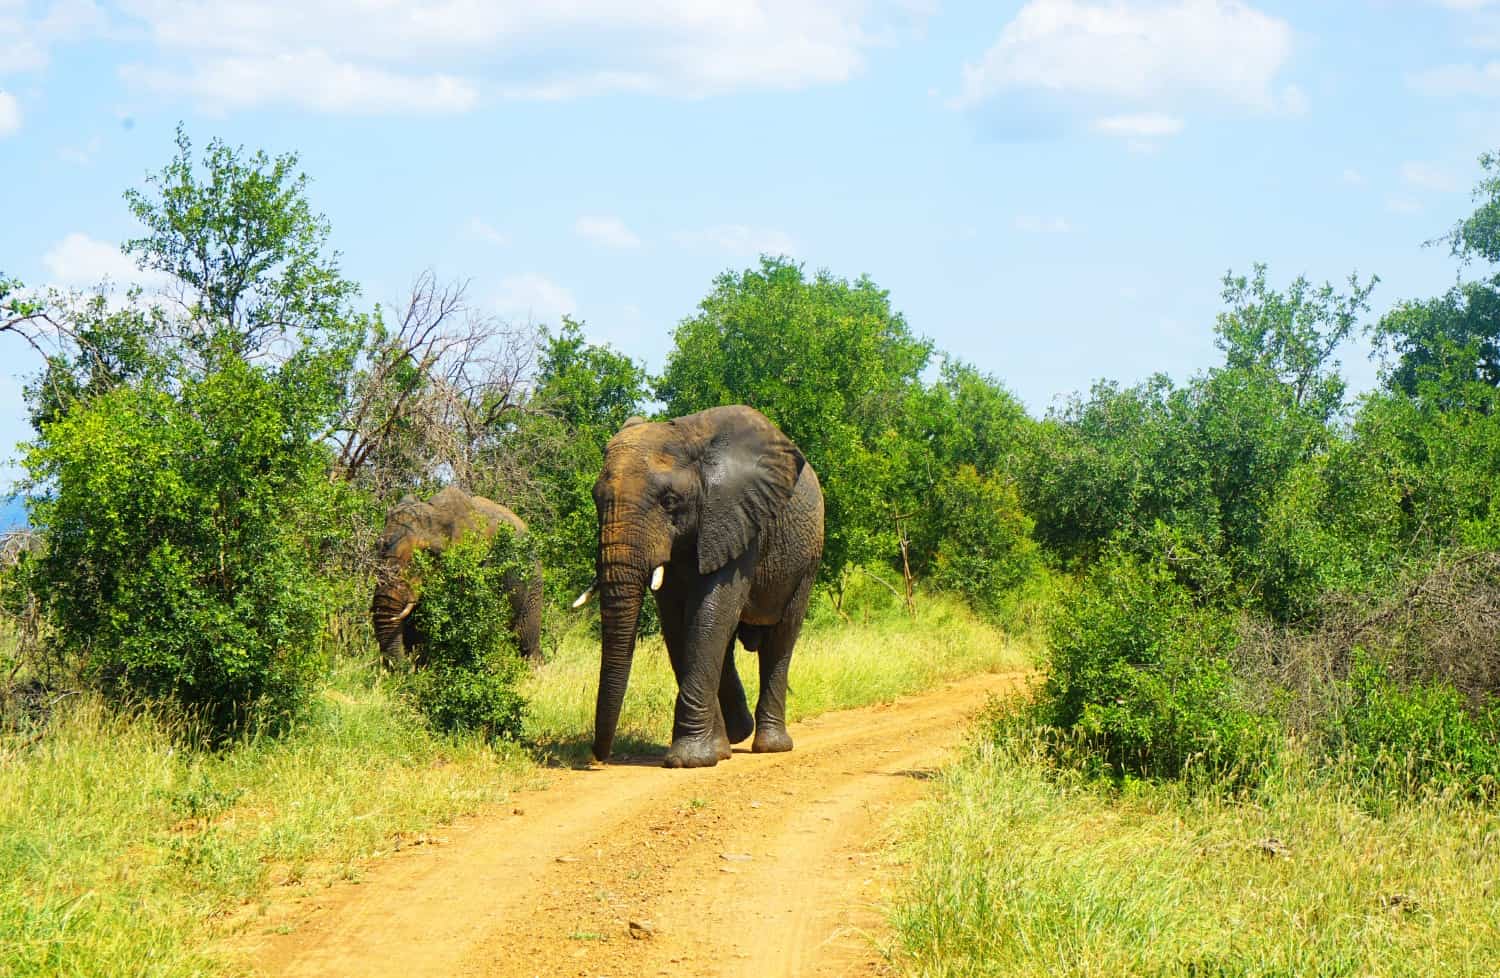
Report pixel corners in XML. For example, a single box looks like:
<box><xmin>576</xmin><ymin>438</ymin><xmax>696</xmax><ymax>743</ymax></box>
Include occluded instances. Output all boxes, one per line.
<box><xmin>371</xmin><ymin>486</ymin><xmax>543</xmax><ymax>666</ymax></box>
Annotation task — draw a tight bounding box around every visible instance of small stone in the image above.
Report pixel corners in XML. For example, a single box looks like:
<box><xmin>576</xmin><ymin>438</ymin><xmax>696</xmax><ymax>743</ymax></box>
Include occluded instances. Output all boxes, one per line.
<box><xmin>720</xmin><ymin>852</ymin><xmax>753</xmax><ymax>862</ymax></box>
<box><xmin>1381</xmin><ymin>893</ymin><xmax>1419</xmax><ymax>913</ymax></box>
<box><xmin>720</xmin><ymin>866</ymin><xmax>738</xmax><ymax>874</ymax></box>
<box><xmin>556</xmin><ymin>856</ymin><xmax>579</xmax><ymax>863</ymax></box>
<box><xmin>628</xmin><ymin>919</ymin><xmax>655</xmax><ymax>940</ymax></box>
<box><xmin>512</xmin><ymin>807</ymin><xmax>525</xmax><ymax>816</ymax></box>
<box><xmin>749</xmin><ymin>801</ymin><xmax>763</xmax><ymax>809</ymax></box>
<box><xmin>1256</xmin><ymin>837</ymin><xmax>1291</xmax><ymax>859</ymax></box>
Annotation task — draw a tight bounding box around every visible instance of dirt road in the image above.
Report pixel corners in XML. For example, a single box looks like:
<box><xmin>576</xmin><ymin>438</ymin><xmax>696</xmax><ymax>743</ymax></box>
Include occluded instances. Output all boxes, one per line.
<box><xmin>242</xmin><ymin>670</ymin><xmax>1024</xmax><ymax>978</ymax></box>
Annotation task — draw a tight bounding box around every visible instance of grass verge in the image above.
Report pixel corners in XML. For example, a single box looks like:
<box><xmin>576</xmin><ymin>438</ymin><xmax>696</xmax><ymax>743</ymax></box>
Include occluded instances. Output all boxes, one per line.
<box><xmin>891</xmin><ymin>714</ymin><xmax>1500</xmax><ymax>978</ymax></box>
<box><xmin>0</xmin><ymin>659</ymin><xmax>532</xmax><ymax>978</ymax></box>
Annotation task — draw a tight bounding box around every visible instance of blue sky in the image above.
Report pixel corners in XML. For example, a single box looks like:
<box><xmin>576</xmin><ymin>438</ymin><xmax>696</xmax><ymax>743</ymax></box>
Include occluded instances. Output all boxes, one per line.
<box><xmin>2</xmin><ymin>0</ymin><xmax>1498</xmax><ymax>472</ymax></box>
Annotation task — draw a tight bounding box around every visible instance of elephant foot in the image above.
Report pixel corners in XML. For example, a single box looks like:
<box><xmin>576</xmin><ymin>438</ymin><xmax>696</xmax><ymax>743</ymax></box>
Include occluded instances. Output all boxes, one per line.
<box><xmin>663</xmin><ymin>733</ymin><xmax>729</xmax><ymax>768</ymax></box>
<box><xmin>725</xmin><ymin>706</ymin><xmax>755</xmax><ymax>745</ymax></box>
<box><xmin>751</xmin><ymin>726</ymin><xmax>793</xmax><ymax>754</ymax></box>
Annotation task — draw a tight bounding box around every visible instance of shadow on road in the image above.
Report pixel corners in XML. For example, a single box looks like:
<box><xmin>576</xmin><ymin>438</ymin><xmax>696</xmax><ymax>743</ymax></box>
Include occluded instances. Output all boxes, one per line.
<box><xmin>527</xmin><ymin>733</ymin><xmax>671</xmax><ymax>770</ymax></box>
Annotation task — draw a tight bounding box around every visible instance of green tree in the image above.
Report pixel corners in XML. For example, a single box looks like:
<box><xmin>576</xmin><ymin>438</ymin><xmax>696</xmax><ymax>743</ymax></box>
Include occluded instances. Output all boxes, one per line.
<box><xmin>657</xmin><ymin>257</ymin><xmax>932</xmax><ymax>578</ymax></box>
<box><xmin>504</xmin><ymin>319</ymin><xmax>648</xmax><ymax>602</ymax></box>
<box><xmin>1215</xmin><ymin>263</ymin><xmax>1375</xmax><ymax>421</ymax></box>
<box><xmin>1375</xmin><ymin>152</ymin><xmax>1500</xmax><ymax>394</ymax></box>
<box><xmin>534</xmin><ymin>316</ymin><xmax>648</xmax><ymax>435</ymax></box>
<box><xmin>23</xmin><ymin>129</ymin><xmax>361</xmax><ymax>735</ymax></box>
<box><xmin>123</xmin><ymin>124</ymin><xmax>360</xmax><ymax>367</ymax></box>
<box><xmin>919</xmin><ymin>465</ymin><xmax>1039</xmax><ymax>617</ymax></box>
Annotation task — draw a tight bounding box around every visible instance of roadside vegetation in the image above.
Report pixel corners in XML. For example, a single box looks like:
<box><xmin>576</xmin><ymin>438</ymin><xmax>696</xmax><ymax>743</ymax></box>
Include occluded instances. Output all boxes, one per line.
<box><xmin>889</xmin><ymin>156</ymin><xmax>1500</xmax><ymax>975</ymax></box>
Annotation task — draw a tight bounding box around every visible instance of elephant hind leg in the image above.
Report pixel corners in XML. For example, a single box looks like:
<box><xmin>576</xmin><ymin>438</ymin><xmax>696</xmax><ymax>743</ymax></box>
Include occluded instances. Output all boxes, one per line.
<box><xmin>719</xmin><ymin>640</ymin><xmax>754</xmax><ymax>745</ymax></box>
<box><xmin>753</xmin><ymin>576</ymin><xmax>814</xmax><ymax>754</ymax></box>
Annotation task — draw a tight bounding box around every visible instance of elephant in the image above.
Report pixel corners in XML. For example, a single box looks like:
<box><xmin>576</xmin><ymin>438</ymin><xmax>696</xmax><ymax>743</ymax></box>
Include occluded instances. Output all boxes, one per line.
<box><xmin>577</xmin><ymin>405</ymin><xmax>824</xmax><ymax>768</ymax></box>
<box><xmin>371</xmin><ymin>486</ymin><xmax>543</xmax><ymax>666</ymax></box>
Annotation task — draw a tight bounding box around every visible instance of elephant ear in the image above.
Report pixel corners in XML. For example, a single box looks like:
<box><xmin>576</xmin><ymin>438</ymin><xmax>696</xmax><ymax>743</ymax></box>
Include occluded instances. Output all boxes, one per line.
<box><xmin>697</xmin><ymin>415</ymin><xmax>805</xmax><ymax>575</ymax></box>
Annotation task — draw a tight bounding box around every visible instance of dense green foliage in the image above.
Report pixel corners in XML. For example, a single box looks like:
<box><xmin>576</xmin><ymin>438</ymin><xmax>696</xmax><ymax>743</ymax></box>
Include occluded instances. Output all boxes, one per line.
<box><xmin>658</xmin><ymin>257</ymin><xmax>934</xmax><ymax>578</ymax></box>
<box><xmin>1328</xmin><ymin>654</ymin><xmax>1500</xmax><ymax>803</ymax></box>
<box><xmin>24</xmin><ymin>363</ymin><xmax>344</xmax><ymax>733</ymax></box>
<box><xmin>916</xmin><ymin>465</ymin><xmax>1039</xmax><ymax>617</ymax></box>
<box><xmin>18</xmin><ymin>130</ymin><xmax>361</xmax><ymax>736</ymax></box>
<box><xmin>401</xmin><ymin>530</ymin><xmax>532</xmax><ymax>739</ymax></box>
<box><xmin>1012</xmin><ymin>157</ymin><xmax>1500</xmax><ymax>800</ymax></box>
<box><xmin>1037</xmin><ymin>550</ymin><xmax>1274</xmax><ymax>781</ymax></box>
<box><xmin>508</xmin><ymin>318</ymin><xmax>648</xmax><ymax>602</ymax></box>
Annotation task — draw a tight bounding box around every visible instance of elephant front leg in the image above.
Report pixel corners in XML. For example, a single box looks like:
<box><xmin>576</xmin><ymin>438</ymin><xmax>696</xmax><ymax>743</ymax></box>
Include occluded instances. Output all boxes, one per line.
<box><xmin>664</xmin><ymin>575</ymin><xmax>750</xmax><ymax>769</ymax></box>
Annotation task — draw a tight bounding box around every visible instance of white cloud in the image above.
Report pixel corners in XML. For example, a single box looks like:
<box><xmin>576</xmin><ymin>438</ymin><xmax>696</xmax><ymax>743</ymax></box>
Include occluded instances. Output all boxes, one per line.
<box><xmin>58</xmin><ymin>134</ymin><xmax>102</xmax><ymax>164</ymax></box>
<box><xmin>41</xmin><ymin>232</ymin><xmax>143</xmax><ymax>288</ymax></box>
<box><xmin>672</xmin><ymin>224</ymin><xmax>797</xmax><ymax>256</ymax></box>
<box><xmin>574</xmin><ymin>215</ymin><xmax>642</xmax><ymax>250</ymax></box>
<box><xmin>1410</xmin><ymin>60</ymin><xmax>1500</xmax><ymax>97</ymax></box>
<box><xmin>0</xmin><ymin>0</ymin><xmax>106</xmax><ymax>76</ymax></box>
<box><xmin>120</xmin><ymin>51</ymin><xmax>478</xmax><ymax>114</ymax></box>
<box><xmin>957</xmin><ymin>0</ymin><xmax>1301</xmax><ymax>135</ymax></box>
<box><xmin>1092</xmin><ymin>112</ymin><xmax>1184</xmax><ymax>137</ymax></box>
<box><xmin>1341</xmin><ymin>168</ymin><xmax>1365</xmax><ymax>186</ymax></box>
<box><xmin>1386</xmin><ymin>197</ymin><xmax>1425</xmax><ymax>216</ymax></box>
<box><xmin>1401</xmin><ymin>161</ymin><xmax>1462</xmax><ymax>192</ymax></box>
<box><xmin>111</xmin><ymin>1</ymin><xmax>928</xmax><ymax>113</ymax></box>
<box><xmin>466</xmin><ymin>217</ymin><xmax>509</xmax><ymax>246</ymax></box>
<box><xmin>494</xmin><ymin>272</ymin><xmax>576</xmax><ymax>326</ymax></box>
<box><xmin>0</xmin><ymin>90</ymin><xmax>18</xmax><ymax>136</ymax></box>
<box><xmin>1013</xmin><ymin>215</ymin><xmax>1072</xmax><ymax>233</ymax></box>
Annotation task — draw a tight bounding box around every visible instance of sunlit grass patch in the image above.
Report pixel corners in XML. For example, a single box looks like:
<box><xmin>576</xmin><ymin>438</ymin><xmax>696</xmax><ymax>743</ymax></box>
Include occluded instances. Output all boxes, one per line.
<box><xmin>0</xmin><ymin>659</ymin><xmax>529</xmax><ymax>978</ymax></box>
<box><xmin>891</xmin><ymin>724</ymin><xmax>1500</xmax><ymax>978</ymax></box>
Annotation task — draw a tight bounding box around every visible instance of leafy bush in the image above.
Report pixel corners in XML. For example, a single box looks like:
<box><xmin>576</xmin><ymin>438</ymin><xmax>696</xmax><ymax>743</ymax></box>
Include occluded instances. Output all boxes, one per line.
<box><xmin>656</xmin><ymin>256</ymin><xmax>934</xmax><ymax>579</ymax></box>
<box><xmin>1251</xmin><ymin>442</ymin><xmax>1406</xmax><ymax>621</ymax></box>
<box><xmin>923</xmin><ymin>465</ymin><xmax>1040</xmax><ymax>618</ymax></box>
<box><xmin>402</xmin><ymin>530</ymin><xmax>532</xmax><ymax>739</ymax></box>
<box><xmin>1036</xmin><ymin>550</ymin><xmax>1277</xmax><ymax>782</ymax></box>
<box><xmin>25</xmin><ymin>360</ymin><xmax>341</xmax><ymax>736</ymax></box>
<box><xmin>1327</xmin><ymin>653</ymin><xmax>1500</xmax><ymax>802</ymax></box>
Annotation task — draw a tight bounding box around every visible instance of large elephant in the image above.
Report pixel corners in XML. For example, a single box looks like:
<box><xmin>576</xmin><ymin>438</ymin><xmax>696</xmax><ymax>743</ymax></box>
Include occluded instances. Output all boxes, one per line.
<box><xmin>371</xmin><ymin>486</ymin><xmax>543</xmax><ymax>665</ymax></box>
<box><xmin>579</xmin><ymin>405</ymin><xmax>824</xmax><ymax>768</ymax></box>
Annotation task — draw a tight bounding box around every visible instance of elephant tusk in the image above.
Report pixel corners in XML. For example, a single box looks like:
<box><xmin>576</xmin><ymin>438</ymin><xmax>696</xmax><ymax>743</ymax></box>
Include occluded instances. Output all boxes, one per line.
<box><xmin>650</xmin><ymin>565</ymin><xmax>665</xmax><ymax>591</ymax></box>
<box><xmin>571</xmin><ymin>586</ymin><xmax>595</xmax><ymax>609</ymax></box>
<box><xmin>393</xmin><ymin>601</ymin><xmax>417</xmax><ymax>622</ymax></box>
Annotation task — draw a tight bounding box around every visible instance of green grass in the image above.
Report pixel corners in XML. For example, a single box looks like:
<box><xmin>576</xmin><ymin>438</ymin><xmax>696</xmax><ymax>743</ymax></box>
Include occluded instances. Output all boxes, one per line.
<box><xmin>891</xmin><ymin>718</ymin><xmax>1500</xmax><ymax>978</ymax></box>
<box><xmin>0</xmin><ymin>593</ymin><xmax>1018</xmax><ymax>978</ymax></box>
<box><xmin>0</xmin><ymin>659</ymin><xmax>532</xmax><ymax>978</ymax></box>
<box><xmin>523</xmin><ymin>592</ymin><xmax>1029</xmax><ymax>762</ymax></box>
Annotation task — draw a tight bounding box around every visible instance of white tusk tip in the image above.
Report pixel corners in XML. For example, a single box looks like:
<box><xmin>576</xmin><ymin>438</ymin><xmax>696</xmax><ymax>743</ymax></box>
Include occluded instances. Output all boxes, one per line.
<box><xmin>650</xmin><ymin>565</ymin><xmax>665</xmax><ymax>591</ymax></box>
<box><xmin>571</xmin><ymin>587</ymin><xmax>595</xmax><ymax>609</ymax></box>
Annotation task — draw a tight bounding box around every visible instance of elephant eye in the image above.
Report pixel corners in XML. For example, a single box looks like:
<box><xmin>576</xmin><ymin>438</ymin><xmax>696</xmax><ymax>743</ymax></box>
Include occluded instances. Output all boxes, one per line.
<box><xmin>660</xmin><ymin>490</ymin><xmax>681</xmax><ymax>512</ymax></box>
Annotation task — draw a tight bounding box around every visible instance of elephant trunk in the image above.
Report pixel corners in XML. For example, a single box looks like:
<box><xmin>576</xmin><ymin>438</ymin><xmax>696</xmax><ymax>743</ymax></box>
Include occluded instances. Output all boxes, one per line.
<box><xmin>593</xmin><ymin>559</ymin><xmax>647</xmax><ymax>762</ymax></box>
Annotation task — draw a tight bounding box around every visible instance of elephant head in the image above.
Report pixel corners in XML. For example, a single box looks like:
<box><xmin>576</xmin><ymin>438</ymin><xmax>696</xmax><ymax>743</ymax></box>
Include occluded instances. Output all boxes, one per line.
<box><xmin>372</xmin><ymin>494</ymin><xmax>439</xmax><ymax>668</ymax></box>
<box><xmin>584</xmin><ymin>406</ymin><xmax>805</xmax><ymax>762</ymax></box>
<box><xmin>371</xmin><ymin>486</ymin><xmax>532</xmax><ymax>667</ymax></box>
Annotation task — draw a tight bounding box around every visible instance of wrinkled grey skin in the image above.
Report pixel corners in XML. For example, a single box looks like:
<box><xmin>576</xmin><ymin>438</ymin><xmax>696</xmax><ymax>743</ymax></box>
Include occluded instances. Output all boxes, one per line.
<box><xmin>371</xmin><ymin>486</ymin><xmax>543</xmax><ymax>666</ymax></box>
<box><xmin>590</xmin><ymin>405</ymin><xmax>825</xmax><ymax>768</ymax></box>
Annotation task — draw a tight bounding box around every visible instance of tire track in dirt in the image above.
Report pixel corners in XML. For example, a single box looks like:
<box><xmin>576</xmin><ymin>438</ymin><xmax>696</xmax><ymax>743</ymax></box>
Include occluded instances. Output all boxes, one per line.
<box><xmin>241</xmin><ymin>670</ymin><xmax>1025</xmax><ymax>978</ymax></box>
